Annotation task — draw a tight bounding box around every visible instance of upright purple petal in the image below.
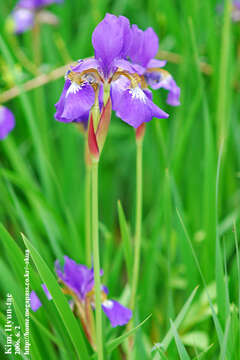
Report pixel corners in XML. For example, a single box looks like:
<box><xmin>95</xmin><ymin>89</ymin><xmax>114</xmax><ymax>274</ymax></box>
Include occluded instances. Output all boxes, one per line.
<box><xmin>0</xmin><ymin>106</ymin><xmax>15</xmax><ymax>140</ymax></box>
<box><xmin>92</xmin><ymin>14</ymin><xmax>131</xmax><ymax>76</ymax></box>
<box><xmin>102</xmin><ymin>300</ymin><xmax>132</xmax><ymax>327</ymax></box>
<box><xmin>128</xmin><ymin>25</ymin><xmax>159</xmax><ymax>68</ymax></box>
<box><xmin>55</xmin><ymin>256</ymin><xmax>95</xmax><ymax>299</ymax></box>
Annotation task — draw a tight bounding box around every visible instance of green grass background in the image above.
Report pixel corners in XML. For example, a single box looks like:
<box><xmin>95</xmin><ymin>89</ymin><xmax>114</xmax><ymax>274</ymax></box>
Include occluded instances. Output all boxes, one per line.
<box><xmin>0</xmin><ymin>0</ymin><xmax>240</xmax><ymax>359</ymax></box>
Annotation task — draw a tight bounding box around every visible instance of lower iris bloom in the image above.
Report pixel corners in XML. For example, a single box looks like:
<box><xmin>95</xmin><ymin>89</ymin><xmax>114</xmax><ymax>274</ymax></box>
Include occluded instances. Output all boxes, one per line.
<box><xmin>0</xmin><ymin>106</ymin><xmax>15</xmax><ymax>140</ymax></box>
<box><xmin>55</xmin><ymin>256</ymin><xmax>132</xmax><ymax>328</ymax></box>
<box><xmin>9</xmin><ymin>0</ymin><xmax>63</xmax><ymax>34</ymax></box>
<box><xmin>55</xmin><ymin>13</ymin><xmax>169</xmax><ymax>129</ymax></box>
<box><xmin>30</xmin><ymin>256</ymin><xmax>132</xmax><ymax>347</ymax></box>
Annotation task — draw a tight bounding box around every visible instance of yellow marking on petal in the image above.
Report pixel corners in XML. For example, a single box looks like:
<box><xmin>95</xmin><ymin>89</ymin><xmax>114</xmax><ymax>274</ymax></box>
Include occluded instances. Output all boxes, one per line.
<box><xmin>111</xmin><ymin>71</ymin><xmax>142</xmax><ymax>88</ymax></box>
<box><xmin>147</xmin><ymin>68</ymin><xmax>171</xmax><ymax>79</ymax></box>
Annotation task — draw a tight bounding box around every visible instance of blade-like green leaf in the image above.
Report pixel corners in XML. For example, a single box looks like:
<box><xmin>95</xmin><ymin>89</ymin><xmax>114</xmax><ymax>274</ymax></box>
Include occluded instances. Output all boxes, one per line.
<box><xmin>161</xmin><ymin>286</ymin><xmax>198</xmax><ymax>350</ymax></box>
<box><xmin>170</xmin><ymin>320</ymin><xmax>191</xmax><ymax>360</ymax></box>
<box><xmin>117</xmin><ymin>200</ymin><xmax>132</xmax><ymax>281</ymax></box>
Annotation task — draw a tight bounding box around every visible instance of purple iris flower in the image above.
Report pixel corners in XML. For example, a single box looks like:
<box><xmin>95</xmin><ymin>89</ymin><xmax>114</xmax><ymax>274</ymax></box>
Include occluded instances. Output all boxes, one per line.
<box><xmin>128</xmin><ymin>25</ymin><xmax>180</xmax><ymax>107</ymax></box>
<box><xmin>55</xmin><ymin>13</ymin><xmax>169</xmax><ymax>129</ymax></box>
<box><xmin>10</xmin><ymin>0</ymin><xmax>63</xmax><ymax>33</ymax></box>
<box><xmin>0</xmin><ymin>106</ymin><xmax>15</xmax><ymax>140</ymax></box>
<box><xmin>30</xmin><ymin>284</ymin><xmax>52</xmax><ymax>311</ymax></box>
<box><xmin>55</xmin><ymin>256</ymin><xmax>132</xmax><ymax>327</ymax></box>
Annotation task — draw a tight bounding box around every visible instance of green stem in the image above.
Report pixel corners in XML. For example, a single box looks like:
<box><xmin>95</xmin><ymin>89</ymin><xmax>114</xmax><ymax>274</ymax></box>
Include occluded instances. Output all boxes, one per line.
<box><xmin>85</xmin><ymin>165</ymin><xmax>91</xmax><ymax>267</ymax></box>
<box><xmin>92</xmin><ymin>162</ymin><xmax>103</xmax><ymax>360</ymax></box>
<box><xmin>130</xmin><ymin>139</ymin><xmax>143</xmax><ymax>310</ymax></box>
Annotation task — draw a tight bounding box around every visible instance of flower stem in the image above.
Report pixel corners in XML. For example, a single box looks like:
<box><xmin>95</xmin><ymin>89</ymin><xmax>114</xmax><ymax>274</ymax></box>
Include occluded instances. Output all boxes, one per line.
<box><xmin>130</xmin><ymin>139</ymin><xmax>143</xmax><ymax>310</ymax></box>
<box><xmin>85</xmin><ymin>164</ymin><xmax>91</xmax><ymax>267</ymax></box>
<box><xmin>92</xmin><ymin>161</ymin><xmax>103</xmax><ymax>360</ymax></box>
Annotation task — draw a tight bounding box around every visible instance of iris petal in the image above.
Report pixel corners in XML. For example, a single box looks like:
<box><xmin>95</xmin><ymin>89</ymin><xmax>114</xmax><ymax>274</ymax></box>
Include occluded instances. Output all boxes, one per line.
<box><xmin>102</xmin><ymin>299</ymin><xmax>132</xmax><ymax>327</ymax></box>
<box><xmin>54</xmin><ymin>80</ymin><xmax>95</xmax><ymax>123</ymax></box>
<box><xmin>111</xmin><ymin>83</ymin><xmax>169</xmax><ymax>128</ymax></box>
<box><xmin>128</xmin><ymin>25</ymin><xmax>159</xmax><ymax>68</ymax></box>
<box><xmin>92</xmin><ymin>13</ymin><xmax>131</xmax><ymax>76</ymax></box>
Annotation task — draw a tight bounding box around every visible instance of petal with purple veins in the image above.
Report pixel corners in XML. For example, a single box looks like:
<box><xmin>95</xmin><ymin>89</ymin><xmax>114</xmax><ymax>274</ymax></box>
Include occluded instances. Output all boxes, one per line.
<box><xmin>54</xmin><ymin>80</ymin><xmax>95</xmax><ymax>123</ymax></box>
<box><xmin>111</xmin><ymin>85</ymin><xmax>168</xmax><ymax>128</ymax></box>
<box><xmin>128</xmin><ymin>25</ymin><xmax>159</xmax><ymax>68</ymax></box>
<box><xmin>92</xmin><ymin>14</ymin><xmax>131</xmax><ymax>76</ymax></box>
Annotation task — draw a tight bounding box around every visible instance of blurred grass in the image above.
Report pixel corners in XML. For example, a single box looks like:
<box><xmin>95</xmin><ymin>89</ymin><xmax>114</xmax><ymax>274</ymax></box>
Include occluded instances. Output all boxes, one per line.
<box><xmin>0</xmin><ymin>0</ymin><xmax>240</xmax><ymax>359</ymax></box>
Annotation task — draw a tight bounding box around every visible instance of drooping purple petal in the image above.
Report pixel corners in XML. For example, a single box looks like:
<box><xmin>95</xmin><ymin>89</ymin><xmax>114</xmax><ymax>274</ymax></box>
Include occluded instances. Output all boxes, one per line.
<box><xmin>111</xmin><ymin>84</ymin><xmax>169</xmax><ymax>128</ymax></box>
<box><xmin>92</xmin><ymin>13</ymin><xmax>131</xmax><ymax>76</ymax></box>
<box><xmin>128</xmin><ymin>25</ymin><xmax>159</xmax><ymax>68</ymax></box>
<box><xmin>11</xmin><ymin>8</ymin><xmax>34</xmax><ymax>33</ymax></box>
<box><xmin>102</xmin><ymin>300</ymin><xmax>132</xmax><ymax>327</ymax></box>
<box><xmin>54</xmin><ymin>79</ymin><xmax>95</xmax><ymax>123</ymax></box>
<box><xmin>0</xmin><ymin>106</ymin><xmax>15</xmax><ymax>140</ymax></box>
<box><xmin>144</xmin><ymin>71</ymin><xmax>180</xmax><ymax>106</ymax></box>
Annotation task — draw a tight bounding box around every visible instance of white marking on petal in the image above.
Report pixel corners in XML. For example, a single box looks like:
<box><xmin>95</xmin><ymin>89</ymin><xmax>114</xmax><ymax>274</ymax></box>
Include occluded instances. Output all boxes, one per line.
<box><xmin>102</xmin><ymin>300</ymin><xmax>114</xmax><ymax>309</ymax></box>
<box><xmin>159</xmin><ymin>74</ymin><xmax>171</xmax><ymax>86</ymax></box>
<box><xmin>129</xmin><ymin>87</ymin><xmax>147</xmax><ymax>103</ymax></box>
<box><xmin>66</xmin><ymin>82</ymin><xmax>83</xmax><ymax>97</ymax></box>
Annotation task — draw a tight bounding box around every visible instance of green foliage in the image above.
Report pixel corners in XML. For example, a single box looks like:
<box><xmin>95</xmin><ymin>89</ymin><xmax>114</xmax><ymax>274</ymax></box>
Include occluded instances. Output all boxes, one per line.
<box><xmin>0</xmin><ymin>0</ymin><xmax>240</xmax><ymax>359</ymax></box>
